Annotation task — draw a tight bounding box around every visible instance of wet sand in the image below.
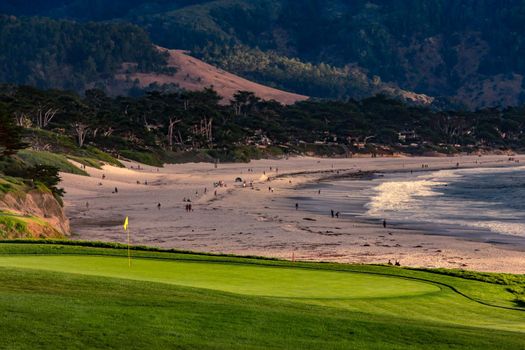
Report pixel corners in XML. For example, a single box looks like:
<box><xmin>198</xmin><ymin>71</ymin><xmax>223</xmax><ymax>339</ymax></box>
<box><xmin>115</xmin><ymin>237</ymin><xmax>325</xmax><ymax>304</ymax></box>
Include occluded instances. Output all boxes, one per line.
<box><xmin>61</xmin><ymin>154</ymin><xmax>525</xmax><ymax>273</ymax></box>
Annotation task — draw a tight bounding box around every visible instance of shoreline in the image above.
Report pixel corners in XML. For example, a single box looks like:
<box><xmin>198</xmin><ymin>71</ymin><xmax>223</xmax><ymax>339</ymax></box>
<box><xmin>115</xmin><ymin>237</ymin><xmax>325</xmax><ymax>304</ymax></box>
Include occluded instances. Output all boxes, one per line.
<box><xmin>288</xmin><ymin>166</ymin><xmax>525</xmax><ymax>252</ymax></box>
<box><xmin>61</xmin><ymin>154</ymin><xmax>525</xmax><ymax>273</ymax></box>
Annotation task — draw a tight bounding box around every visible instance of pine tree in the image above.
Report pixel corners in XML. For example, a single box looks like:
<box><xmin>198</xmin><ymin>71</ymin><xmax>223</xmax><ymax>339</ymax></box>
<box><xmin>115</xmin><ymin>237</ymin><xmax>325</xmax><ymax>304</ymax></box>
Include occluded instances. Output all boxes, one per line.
<box><xmin>0</xmin><ymin>108</ymin><xmax>27</xmax><ymax>157</ymax></box>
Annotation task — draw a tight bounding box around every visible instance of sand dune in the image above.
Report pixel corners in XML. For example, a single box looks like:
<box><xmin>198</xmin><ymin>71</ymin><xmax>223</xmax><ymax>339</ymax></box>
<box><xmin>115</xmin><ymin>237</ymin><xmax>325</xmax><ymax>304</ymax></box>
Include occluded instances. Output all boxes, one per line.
<box><xmin>62</xmin><ymin>154</ymin><xmax>525</xmax><ymax>273</ymax></box>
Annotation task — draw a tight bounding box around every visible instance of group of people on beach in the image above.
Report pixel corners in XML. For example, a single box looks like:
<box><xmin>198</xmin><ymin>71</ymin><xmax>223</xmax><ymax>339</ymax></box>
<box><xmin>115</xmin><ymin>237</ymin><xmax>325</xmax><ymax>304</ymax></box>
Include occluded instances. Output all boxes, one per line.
<box><xmin>388</xmin><ymin>259</ymin><xmax>401</xmax><ymax>266</ymax></box>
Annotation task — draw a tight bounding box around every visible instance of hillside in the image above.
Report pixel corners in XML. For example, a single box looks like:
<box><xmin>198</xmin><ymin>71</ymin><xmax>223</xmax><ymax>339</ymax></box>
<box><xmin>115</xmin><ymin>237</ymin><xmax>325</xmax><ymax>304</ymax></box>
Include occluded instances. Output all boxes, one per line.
<box><xmin>0</xmin><ymin>15</ymin><xmax>170</xmax><ymax>91</ymax></box>
<box><xmin>131</xmin><ymin>0</ymin><xmax>525</xmax><ymax>109</ymax></box>
<box><xmin>0</xmin><ymin>1</ymin><xmax>438</xmax><ymax>105</ymax></box>
<box><xmin>12</xmin><ymin>0</ymin><xmax>525</xmax><ymax>108</ymax></box>
<box><xmin>114</xmin><ymin>47</ymin><xmax>308</xmax><ymax>105</ymax></box>
<box><xmin>0</xmin><ymin>177</ymin><xmax>69</xmax><ymax>238</ymax></box>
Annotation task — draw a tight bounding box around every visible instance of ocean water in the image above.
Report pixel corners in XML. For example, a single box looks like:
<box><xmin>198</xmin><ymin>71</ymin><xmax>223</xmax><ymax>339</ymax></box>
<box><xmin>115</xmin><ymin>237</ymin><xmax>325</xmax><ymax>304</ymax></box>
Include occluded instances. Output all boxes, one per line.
<box><xmin>365</xmin><ymin>167</ymin><xmax>525</xmax><ymax>237</ymax></box>
<box><xmin>289</xmin><ymin>166</ymin><xmax>525</xmax><ymax>239</ymax></box>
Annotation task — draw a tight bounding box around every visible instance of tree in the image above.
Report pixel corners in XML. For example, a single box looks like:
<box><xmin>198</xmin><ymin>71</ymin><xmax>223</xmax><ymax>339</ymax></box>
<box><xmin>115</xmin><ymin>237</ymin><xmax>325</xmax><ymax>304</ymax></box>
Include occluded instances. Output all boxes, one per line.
<box><xmin>24</xmin><ymin>165</ymin><xmax>65</xmax><ymax>199</ymax></box>
<box><xmin>73</xmin><ymin>122</ymin><xmax>90</xmax><ymax>147</ymax></box>
<box><xmin>167</xmin><ymin>117</ymin><xmax>182</xmax><ymax>151</ymax></box>
<box><xmin>0</xmin><ymin>109</ymin><xmax>27</xmax><ymax>158</ymax></box>
<box><xmin>35</xmin><ymin>105</ymin><xmax>59</xmax><ymax>128</ymax></box>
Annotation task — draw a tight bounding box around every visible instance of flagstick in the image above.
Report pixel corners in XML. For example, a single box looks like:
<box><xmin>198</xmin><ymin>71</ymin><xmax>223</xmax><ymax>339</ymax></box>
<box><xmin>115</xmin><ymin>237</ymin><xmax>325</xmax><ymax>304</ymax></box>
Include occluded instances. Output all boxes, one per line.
<box><xmin>127</xmin><ymin>229</ymin><xmax>131</xmax><ymax>268</ymax></box>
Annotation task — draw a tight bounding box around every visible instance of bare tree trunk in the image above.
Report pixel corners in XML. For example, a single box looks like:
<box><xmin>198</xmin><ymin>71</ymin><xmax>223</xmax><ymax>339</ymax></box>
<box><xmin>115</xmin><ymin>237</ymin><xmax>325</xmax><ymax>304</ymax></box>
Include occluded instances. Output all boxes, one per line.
<box><xmin>103</xmin><ymin>127</ymin><xmax>114</xmax><ymax>137</ymax></box>
<box><xmin>74</xmin><ymin>123</ymin><xmax>90</xmax><ymax>147</ymax></box>
<box><xmin>167</xmin><ymin>117</ymin><xmax>181</xmax><ymax>151</ymax></box>
<box><xmin>14</xmin><ymin>112</ymin><xmax>31</xmax><ymax>127</ymax></box>
<box><xmin>233</xmin><ymin>103</ymin><xmax>241</xmax><ymax>116</ymax></box>
<box><xmin>34</xmin><ymin>105</ymin><xmax>58</xmax><ymax>128</ymax></box>
<box><xmin>43</xmin><ymin>108</ymin><xmax>58</xmax><ymax>128</ymax></box>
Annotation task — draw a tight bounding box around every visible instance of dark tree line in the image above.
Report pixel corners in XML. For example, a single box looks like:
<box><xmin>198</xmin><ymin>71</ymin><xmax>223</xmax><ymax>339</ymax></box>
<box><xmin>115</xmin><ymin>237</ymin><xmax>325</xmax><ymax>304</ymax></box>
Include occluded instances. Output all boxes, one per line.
<box><xmin>1</xmin><ymin>85</ymin><xmax>524</xmax><ymax>165</ymax></box>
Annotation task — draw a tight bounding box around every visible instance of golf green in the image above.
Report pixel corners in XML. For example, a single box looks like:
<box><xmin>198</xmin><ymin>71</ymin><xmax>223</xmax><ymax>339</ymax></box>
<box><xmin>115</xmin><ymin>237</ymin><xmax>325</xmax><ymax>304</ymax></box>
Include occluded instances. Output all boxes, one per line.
<box><xmin>0</xmin><ymin>244</ymin><xmax>524</xmax><ymax>349</ymax></box>
<box><xmin>0</xmin><ymin>255</ymin><xmax>440</xmax><ymax>299</ymax></box>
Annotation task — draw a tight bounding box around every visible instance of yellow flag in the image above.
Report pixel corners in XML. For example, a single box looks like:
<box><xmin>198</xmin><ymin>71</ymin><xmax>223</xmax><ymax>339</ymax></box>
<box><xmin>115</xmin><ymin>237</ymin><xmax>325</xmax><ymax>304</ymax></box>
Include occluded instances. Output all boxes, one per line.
<box><xmin>123</xmin><ymin>216</ymin><xmax>129</xmax><ymax>231</ymax></box>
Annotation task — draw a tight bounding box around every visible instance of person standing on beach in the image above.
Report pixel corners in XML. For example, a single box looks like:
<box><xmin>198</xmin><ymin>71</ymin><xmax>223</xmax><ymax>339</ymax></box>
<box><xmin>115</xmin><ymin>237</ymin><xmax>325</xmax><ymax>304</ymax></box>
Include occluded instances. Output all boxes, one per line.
<box><xmin>295</xmin><ymin>203</ymin><xmax>299</xmax><ymax>210</ymax></box>
<box><xmin>383</xmin><ymin>219</ymin><xmax>387</xmax><ymax>228</ymax></box>
<box><xmin>331</xmin><ymin>210</ymin><xmax>334</xmax><ymax>218</ymax></box>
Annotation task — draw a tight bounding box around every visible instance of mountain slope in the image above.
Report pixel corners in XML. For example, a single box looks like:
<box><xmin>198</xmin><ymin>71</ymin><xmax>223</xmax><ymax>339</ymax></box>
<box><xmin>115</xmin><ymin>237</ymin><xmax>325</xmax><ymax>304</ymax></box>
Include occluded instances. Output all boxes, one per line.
<box><xmin>131</xmin><ymin>0</ymin><xmax>525</xmax><ymax>108</ymax></box>
<box><xmin>2</xmin><ymin>1</ymin><xmax>525</xmax><ymax>107</ymax></box>
<box><xmin>115</xmin><ymin>47</ymin><xmax>308</xmax><ymax>104</ymax></box>
<box><xmin>0</xmin><ymin>15</ymin><xmax>169</xmax><ymax>91</ymax></box>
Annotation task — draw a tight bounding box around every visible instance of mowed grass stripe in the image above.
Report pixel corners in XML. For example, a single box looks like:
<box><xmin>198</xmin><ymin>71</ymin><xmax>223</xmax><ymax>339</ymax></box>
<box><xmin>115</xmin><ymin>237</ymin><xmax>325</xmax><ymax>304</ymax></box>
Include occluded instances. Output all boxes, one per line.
<box><xmin>0</xmin><ymin>255</ymin><xmax>440</xmax><ymax>299</ymax></box>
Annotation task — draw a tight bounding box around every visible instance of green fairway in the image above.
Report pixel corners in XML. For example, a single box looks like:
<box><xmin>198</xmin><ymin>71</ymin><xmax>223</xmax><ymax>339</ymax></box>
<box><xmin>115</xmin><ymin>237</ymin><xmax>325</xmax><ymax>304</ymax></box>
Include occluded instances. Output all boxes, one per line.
<box><xmin>0</xmin><ymin>243</ymin><xmax>524</xmax><ymax>349</ymax></box>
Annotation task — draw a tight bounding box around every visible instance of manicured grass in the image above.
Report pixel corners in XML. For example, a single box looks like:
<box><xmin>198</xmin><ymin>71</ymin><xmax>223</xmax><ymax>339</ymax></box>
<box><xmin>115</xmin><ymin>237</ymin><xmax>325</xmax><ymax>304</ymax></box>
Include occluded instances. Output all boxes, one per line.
<box><xmin>0</xmin><ymin>255</ymin><xmax>440</xmax><ymax>299</ymax></box>
<box><xmin>0</xmin><ymin>242</ymin><xmax>523</xmax><ymax>349</ymax></box>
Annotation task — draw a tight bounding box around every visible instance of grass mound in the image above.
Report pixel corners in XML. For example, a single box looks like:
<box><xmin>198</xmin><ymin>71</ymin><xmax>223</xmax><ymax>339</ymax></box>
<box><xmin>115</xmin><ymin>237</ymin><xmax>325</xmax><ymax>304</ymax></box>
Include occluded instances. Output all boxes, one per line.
<box><xmin>25</xmin><ymin>129</ymin><xmax>123</xmax><ymax>167</ymax></box>
<box><xmin>0</xmin><ymin>242</ymin><xmax>523</xmax><ymax>349</ymax></box>
<box><xmin>17</xmin><ymin>150</ymin><xmax>88</xmax><ymax>175</ymax></box>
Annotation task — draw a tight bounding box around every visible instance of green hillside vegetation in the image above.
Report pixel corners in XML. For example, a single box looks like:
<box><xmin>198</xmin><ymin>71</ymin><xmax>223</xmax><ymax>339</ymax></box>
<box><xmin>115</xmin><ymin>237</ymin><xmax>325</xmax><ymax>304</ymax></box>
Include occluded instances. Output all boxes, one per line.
<box><xmin>23</xmin><ymin>128</ymin><xmax>123</xmax><ymax>169</ymax></box>
<box><xmin>4</xmin><ymin>1</ymin><xmax>525</xmax><ymax>106</ymax></box>
<box><xmin>132</xmin><ymin>0</ymin><xmax>525</xmax><ymax>107</ymax></box>
<box><xmin>0</xmin><ymin>177</ymin><xmax>65</xmax><ymax>239</ymax></box>
<box><xmin>0</xmin><ymin>15</ymin><xmax>170</xmax><ymax>91</ymax></box>
<box><xmin>0</xmin><ymin>211</ymin><xmax>62</xmax><ymax>239</ymax></box>
<box><xmin>16</xmin><ymin>150</ymin><xmax>87</xmax><ymax>175</ymax></box>
<box><xmin>0</xmin><ymin>242</ymin><xmax>523</xmax><ymax>349</ymax></box>
<box><xmin>196</xmin><ymin>44</ymin><xmax>403</xmax><ymax>100</ymax></box>
<box><xmin>1</xmin><ymin>106</ymin><xmax>65</xmax><ymax>207</ymax></box>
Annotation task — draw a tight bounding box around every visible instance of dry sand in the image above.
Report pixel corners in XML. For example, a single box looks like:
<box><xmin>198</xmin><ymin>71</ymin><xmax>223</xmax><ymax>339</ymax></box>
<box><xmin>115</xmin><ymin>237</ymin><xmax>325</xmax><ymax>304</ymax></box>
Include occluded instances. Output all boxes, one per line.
<box><xmin>61</xmin><ymin>154</ymin><xmax>525</xmax><ymax>273</ymax></box>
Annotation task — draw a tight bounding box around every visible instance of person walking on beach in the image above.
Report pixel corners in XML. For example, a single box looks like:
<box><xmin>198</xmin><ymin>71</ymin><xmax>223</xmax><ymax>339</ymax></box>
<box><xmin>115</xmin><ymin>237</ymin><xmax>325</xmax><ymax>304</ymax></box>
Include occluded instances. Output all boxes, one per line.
<box><xmin>295</xmin><ymin>203</ymin><xmax>299</xmax><ymax>210</ymax></box>
<box><xmin>114</xmin><ymin>187</ymin><xmax>118</xmax><ymax>194</ymax></box>
<box><xmin>331</xmin><ymin>210</ymin><xmax>335</xmax><ymax>218</ymax></box>
<box><xmin>383</xmin><ymin>219</ymin><xmax>387</xmax><ymax>228</ymax></box>
<box><xmin>335</xmin><ymin>211</ymin><xmax>340</xmax><ymax>218</ymax></box>
<box><xmin>157</xmin><ymin>203</ymin><xmax>161</xmax><ymax>210</ymax></box>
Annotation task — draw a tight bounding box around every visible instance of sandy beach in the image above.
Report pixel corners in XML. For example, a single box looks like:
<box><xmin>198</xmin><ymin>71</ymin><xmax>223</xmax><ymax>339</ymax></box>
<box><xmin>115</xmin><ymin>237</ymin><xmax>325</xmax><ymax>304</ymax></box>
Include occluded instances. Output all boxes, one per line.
<box><xmin>61</xmin><ymin>154</ymin><xmax>525</xmax><ymax>273</ymax></box>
